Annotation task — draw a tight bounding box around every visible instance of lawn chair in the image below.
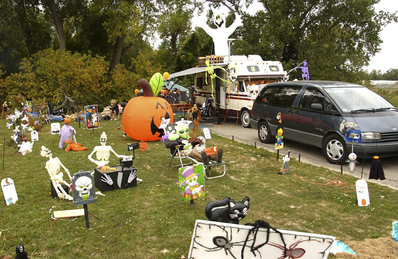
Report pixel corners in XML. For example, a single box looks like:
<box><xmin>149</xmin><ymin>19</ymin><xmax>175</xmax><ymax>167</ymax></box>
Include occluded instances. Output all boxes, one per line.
<box><xmin>163</xmin><ymin>122</ymin><xmax>225</xmax><ymax>179</ymax></box>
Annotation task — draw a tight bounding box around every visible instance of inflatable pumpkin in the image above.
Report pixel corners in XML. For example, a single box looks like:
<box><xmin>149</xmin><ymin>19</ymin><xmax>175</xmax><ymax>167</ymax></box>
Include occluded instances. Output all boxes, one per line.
<box><xmin>122</xmin><ymin>78</ymin><xmax>174</xmax><ymax>141</ymax></box>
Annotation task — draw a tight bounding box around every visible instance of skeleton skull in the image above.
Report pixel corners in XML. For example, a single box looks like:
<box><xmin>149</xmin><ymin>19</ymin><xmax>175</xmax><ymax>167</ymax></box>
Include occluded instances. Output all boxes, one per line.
<box><xmin>40</xmin><ymin>146</ymin><xmax>52</xmax><ymax>158</ymax></box>
<box><xmin>100</xmin><ymin>132</ymin><xmax>107</xmax><ymax>145</ymax></box>
<box><xmin>75</xmin><ymin>176</ymin><xmax>93</xmax><ymax>201</ymax></box>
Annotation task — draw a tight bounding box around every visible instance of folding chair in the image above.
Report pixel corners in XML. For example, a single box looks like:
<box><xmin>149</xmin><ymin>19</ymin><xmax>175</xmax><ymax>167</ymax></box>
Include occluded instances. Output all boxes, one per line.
<box><xmin>164</xmin><ymin>122</ymin><xmax>226</xmax><ymax>179</ymax></box>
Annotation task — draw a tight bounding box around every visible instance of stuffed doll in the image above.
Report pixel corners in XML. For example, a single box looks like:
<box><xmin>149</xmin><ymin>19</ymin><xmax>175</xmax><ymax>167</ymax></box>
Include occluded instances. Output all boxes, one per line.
<box><xmin>187</xmin><ymin>104</ymin><xmax>201</xmax><ymax>137</ymax></box>
<box><xmin>59</xmin><ymin>118</ymin><xmax>76</xmax><ymax>149</ymax></box>
<box><xmin>164</xmin><ymin>123</ymin><xmax>223</xmax><ymax>164</ymax></box>
<box><xmin>64</xmin><ymin>139</ymin><xmax>88</xmax><ymax>152</ymax></box>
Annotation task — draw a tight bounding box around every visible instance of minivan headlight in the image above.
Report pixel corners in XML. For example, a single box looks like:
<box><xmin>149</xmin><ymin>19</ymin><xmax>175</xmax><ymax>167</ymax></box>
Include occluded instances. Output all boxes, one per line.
<box><xmin>361</xmin><ymin>132</ymin><xmax>381</xmax><ymax>140</ymax></box>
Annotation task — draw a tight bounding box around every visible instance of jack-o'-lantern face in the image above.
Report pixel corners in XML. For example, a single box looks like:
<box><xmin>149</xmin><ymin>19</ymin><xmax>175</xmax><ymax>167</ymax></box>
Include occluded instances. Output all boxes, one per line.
<box><xmin>122</xmin><ymin>97</ymin><xmax>174</xmax><ymax>141</ymax></box>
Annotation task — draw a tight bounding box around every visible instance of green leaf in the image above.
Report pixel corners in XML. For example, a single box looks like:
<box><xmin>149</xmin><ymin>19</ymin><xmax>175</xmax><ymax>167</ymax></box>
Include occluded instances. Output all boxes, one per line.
<box><xmin>149</xmin><ymin>72</ymin><xmax>164</xmax><ymax>97</ymax></box>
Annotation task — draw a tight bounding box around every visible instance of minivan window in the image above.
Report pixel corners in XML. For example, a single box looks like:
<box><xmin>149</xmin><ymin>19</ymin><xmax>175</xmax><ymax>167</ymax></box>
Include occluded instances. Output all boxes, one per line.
<box><xmin>299</xmin><ymin>88</ymin><xmax>324</xmax><ymax>110</ymax></box>
<box><xmin>324</xmin><ymin>87</ymin><xmax>394</xmax><ymax>112</ymax></box>
<box><xmin>258</xmin><ymin>85</ymin><xmax>301</xmax><ymax>107</ymax></box>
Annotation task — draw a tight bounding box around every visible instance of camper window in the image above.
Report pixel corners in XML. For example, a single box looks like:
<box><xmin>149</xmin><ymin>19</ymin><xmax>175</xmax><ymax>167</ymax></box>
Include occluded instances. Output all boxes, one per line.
<box><xmin>239</xmin><ymin>81</ymin><xmax>246</xmax><ymax>92</ymax></box>
<box><xmin>197</xmin><ymin>77</ymin><xmax>204</xmax><ymax>89</ymax></box>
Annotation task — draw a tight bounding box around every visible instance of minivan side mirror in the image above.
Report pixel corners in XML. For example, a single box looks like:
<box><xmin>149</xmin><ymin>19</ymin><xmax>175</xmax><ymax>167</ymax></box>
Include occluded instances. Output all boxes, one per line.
<box><xmin>310</xmin><ymin>103</ymin><xmax>323</xmax><ymax>111</ymax></box>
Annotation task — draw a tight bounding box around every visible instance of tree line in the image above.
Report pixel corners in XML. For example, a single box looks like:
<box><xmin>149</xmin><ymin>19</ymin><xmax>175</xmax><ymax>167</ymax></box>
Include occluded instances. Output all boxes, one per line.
<box><xmin>369</xmin><ymin>69</ymin><xmax>398</xmax><ymax>80</ymax></box>
<box><xmin>0</xmin><ymin>0</ymin><xmax>397</xmax><ymax>111</ymax></box>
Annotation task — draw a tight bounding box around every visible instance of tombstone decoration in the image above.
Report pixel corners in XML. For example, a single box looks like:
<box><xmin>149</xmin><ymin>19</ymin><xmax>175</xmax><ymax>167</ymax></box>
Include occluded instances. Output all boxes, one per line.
<box><xmin>72</xmin><ymin>171</ymin><xmax>97</xmax><ymax>228</ymax></box>
<box><xmin>51</xmin><ymin>123</ymin><xmax>61</xmax><ymax>135</ymax></box>
<box><xmin>31</xmin><ymin>130</ymin><xmax>39</xmax><ymax>141</ymax></box>
<box><xmin>1</xmin><ymin>178</ymin><xmax>18</xmax><ymax>205</ymax></box>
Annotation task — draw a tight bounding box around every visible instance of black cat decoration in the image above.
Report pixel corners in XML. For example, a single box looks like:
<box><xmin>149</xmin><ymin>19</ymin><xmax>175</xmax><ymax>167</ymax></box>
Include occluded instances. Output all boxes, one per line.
<box><xmin>205</xmin><ymin>197</ymin><xmax>250</xmax><ymax>224</ymax></box>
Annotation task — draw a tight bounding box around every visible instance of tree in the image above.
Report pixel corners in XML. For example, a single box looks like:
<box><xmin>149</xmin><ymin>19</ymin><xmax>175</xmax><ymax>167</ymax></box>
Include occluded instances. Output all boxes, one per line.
<box><xmin>3</xmin><ymin>49</ymin><xmax>109</xmax><ymax>105</ymax></box>
<box><xmin>197</xmin><ymin>0</ymin><xmax>397</xmax><ymax>83</ymax></box>
<box><xmin>157</xmin><ymin>3</ymin><xmax>193</xmax><ymax>56</ymax></box>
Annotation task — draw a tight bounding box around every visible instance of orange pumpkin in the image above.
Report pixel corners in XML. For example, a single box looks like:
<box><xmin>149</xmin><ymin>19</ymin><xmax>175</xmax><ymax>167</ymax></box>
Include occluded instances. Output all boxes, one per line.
<box><xmin>122</xmin><ymin>78</ymin><xmax>174</xmax><ymax>141</ymax></box>
<box><xmin>139</xmin><ymin>142</ymin><xmax>148</xmax><ymax>151</ymax></box>
<box><xmin>64</xmin><ymin>117</ymin><xmax>71</xmax><ymax>125</ymax></box>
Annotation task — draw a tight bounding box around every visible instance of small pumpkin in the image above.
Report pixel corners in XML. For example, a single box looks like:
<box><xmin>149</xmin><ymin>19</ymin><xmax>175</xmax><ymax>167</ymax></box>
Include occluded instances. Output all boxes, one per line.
<box><xmin>139</xmin><ymin>142</ymin><xmax>148</xmax><ymax>151</ymax></box>
<box><xmin>122</xmin><ymin>77</ymin><xmax>174</xmax><ymax>141</ymax></box>
<box><xmin>64</xmin><ymin>117</ymin><xmax>71</xmax><ymax>125</ymax></box>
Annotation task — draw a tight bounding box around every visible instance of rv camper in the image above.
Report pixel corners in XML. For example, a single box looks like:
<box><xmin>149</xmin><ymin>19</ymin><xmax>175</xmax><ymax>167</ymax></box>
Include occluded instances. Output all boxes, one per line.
<box><xmin>168</xmin><ymin>55</ymin><xmax>287</xmax><ymax>127</ymax></box>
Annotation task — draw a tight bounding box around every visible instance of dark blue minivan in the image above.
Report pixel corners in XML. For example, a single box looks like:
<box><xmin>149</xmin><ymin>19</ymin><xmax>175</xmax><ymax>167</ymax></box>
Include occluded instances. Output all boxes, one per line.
<box><xmin>250</xmin><ymin>81</ymin><xmax>398</xmax><ymax>164</ymax></box>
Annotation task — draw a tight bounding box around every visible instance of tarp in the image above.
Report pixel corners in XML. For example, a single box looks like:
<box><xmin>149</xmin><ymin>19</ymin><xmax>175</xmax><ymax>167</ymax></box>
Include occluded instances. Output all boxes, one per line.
<box><xmin>168</xmin><ymin>64</ymin><xmax>227</xmax><ymax>80</ymax></box>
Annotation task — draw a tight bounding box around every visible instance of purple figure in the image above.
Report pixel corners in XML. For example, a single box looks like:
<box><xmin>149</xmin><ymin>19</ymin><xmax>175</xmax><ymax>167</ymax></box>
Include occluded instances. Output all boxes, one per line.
<box><xmin>59</xmin><ymin>119</ymin><xmax>76</xmax><ymax>149</ymax></box>
<box><xmin>288</xmin><ymin>60</ymin><xmax>310</xmax><ymax>81</ymax></box>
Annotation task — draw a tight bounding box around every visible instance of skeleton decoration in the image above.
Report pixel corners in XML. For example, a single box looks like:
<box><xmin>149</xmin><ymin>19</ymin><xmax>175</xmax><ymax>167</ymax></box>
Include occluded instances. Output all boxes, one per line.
<box><xmin>88</xmin><ymin>132</ymin><xmax>129</xmax><ymax>168</ymax></box>
<box><xmin>41</xmin><ymin>146</ymin><xmax>73</xmax><ymax>200</ymax></box>
<box><xmin>72</xmin><ymin>171</ymin><xmax>97</xmax><ymax>206</ymax></box>
<box><xmin>279</xmin><ymin>150</ymin><xmax>291</xmax><ymax>175</ymax></box>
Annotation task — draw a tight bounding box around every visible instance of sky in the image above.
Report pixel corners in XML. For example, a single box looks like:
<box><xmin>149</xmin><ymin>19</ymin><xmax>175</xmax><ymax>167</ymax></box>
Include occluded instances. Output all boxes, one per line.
<box><xmin>364</xmin><ymin>0</ymin><xmax>398</xmax><ymax>73</ymax></box>
<box><xmin>191</xmin><ymin>0</ymin><xmax>398</xmax><ymax>73</ymax></box>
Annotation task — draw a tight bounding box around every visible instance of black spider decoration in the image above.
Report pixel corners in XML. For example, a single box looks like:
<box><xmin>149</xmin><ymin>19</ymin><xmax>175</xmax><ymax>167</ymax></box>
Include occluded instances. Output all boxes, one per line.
<box><xmin>194</xmin><ymin>224</ymin><xmax>257</xmax><ymax>259</ymax></box>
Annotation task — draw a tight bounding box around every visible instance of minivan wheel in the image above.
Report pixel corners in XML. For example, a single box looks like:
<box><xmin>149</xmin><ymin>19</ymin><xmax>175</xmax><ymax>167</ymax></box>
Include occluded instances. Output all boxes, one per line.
<box><xmin>240</xmin><ymin>110</ymin><xmax>252</xmax><ymax>128</ymax></box>
<box><xmin>258</xmin><ymin>121</ymin><xmax>272</xmax><ymax>143</ymax></box>
<box><xmin>323</xmin><ymin>134</ymin><xmax>348</xmax><ymax>164</ymax></box>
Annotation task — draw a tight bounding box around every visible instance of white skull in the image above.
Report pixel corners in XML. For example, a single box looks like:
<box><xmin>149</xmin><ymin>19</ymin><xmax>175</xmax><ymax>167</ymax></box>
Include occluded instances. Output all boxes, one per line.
<box><xmin>348</xmin><ymin>152</ymin><xmax>357</xmax><ymax>161</ymax></box>
<box><xmin>75</xmin><ymin>176</ymin><xmax>93</xmax><ymax>201</ymax></box>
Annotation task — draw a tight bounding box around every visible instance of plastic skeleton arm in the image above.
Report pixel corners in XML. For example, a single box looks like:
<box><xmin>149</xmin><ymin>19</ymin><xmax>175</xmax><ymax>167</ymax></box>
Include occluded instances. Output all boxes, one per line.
<box><xmin>57</xmin><ymin>157</ymin><xmax>72</xmax><ymax>181</ymax></box>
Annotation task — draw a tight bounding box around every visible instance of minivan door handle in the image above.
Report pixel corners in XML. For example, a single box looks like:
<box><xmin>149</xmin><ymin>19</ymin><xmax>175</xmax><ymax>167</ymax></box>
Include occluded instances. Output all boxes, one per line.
<box><xmin>288</xmin><ymin>109</ymin><xmax>299</xmax><ymax>115</ymax></box>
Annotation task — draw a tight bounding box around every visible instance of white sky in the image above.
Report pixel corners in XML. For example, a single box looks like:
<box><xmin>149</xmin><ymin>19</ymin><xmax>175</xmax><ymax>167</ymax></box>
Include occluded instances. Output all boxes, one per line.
<box><xmin>191</xmin><ymin>0</ymin><xmax>398</xmax><ymax>74</ymax></box>
<box><xmin>364</xmin><ymin>0</ymin><xmax>398</xmax><ymax>73</ymax></box>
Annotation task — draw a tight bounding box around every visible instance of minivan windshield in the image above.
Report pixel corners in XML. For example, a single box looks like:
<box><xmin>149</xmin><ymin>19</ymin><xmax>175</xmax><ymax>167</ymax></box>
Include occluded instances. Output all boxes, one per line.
<box><xmin>324</xmin><ymin>87</ymin><xmax>394</xmax><ymax>113</ymax></box>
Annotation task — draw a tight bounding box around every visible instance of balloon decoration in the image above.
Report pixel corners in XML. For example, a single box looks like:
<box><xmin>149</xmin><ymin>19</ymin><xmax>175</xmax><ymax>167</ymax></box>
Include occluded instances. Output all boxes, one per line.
<box><xmin>163</xmin><ymin>72</ymin><xmax>169</xmax><ymax>80</ymax></box>
<box><xmin>122</xmin><ymin>77</ymin><xmax>174</xmax><ymax>141</ymax></box>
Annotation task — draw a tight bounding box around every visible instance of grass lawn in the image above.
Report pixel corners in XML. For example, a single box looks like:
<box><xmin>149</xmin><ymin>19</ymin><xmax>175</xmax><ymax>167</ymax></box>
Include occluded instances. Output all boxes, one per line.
<box><xmin>0</xmin><ymin>118</ymin><xmax>397</xmax><ymax>258</ymax></box>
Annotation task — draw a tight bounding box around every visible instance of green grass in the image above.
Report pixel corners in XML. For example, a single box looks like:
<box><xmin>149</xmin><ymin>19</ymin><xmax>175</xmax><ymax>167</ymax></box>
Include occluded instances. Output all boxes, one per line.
<box><xmin>0</xmin><ymin>119</ymin><xmax>397</xmax><ymax>258</ymax></box>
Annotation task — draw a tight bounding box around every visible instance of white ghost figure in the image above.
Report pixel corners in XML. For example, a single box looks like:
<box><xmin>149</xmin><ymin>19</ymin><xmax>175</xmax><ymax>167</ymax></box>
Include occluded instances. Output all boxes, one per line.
<box><xmin>14</xmin><ymin>108</ymin><xmax>22</xmax><ymax>119</ymax></box>
<box><xmin>21</xmin><ymin>123</ymin><xmax>29</xmax><ymax>131</ymax></box>
<box><xmin>347</xmin><ymin>152</ymin><xmax>358</xmax><ymax>173</ymax></box>
<box><xmin>75</xmin><ymin>176</ymin><xmax>93</xmax><ymax>201</ymax></box>
<box><xmin>18</xmin><ymin>141</ymin><xmax>33</xmax><ymax>156</ymax></box>
<box><xmin>13</xmin><ymin>125</ymin><xmax>20</xmax><ymax>134</ymax></box>
<box><xmin>21</xmin><ymin>114</ymin><xmax>29</xmax><ymax>122</ymax></box>
<box><xmin>6</xmin><ymin>122</ymin><xmax>14</xmax><ymax>129</ymax></box>
<box><xmin>7</xmin><ymin>114</ymin><xmax>16</xmax><ymax>122</ymax></box>
<box><xmin>198</xmin><ymin>12</ymin><xmax>243</xmax><ymax>56</ymax></box>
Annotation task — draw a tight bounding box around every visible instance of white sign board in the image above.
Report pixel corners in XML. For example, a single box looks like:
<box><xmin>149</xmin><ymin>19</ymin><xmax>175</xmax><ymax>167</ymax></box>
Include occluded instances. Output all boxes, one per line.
<box><xmin>1</xmin><ymin>178</ymin><xmax>18</xmax><ymax>205</ymax></box>
<box><xmin>203</xmin><ymin>128</ymin><xmax>211</xmax><ymax>139</ymax></box>
<box><xmin>189</xmin><ymin>220</ymin><xmax>335</xmax><ymax>259</ymax></box>
<box><xmin>356</xmin><ymin>179</ymin><xmax>370</xmax><ymax>206</ymax></box>
<box><xmin>51</xmin><ymin>123</ymin><xmax>60</xmax><ymax>135</ymax></box>
<box><xmin>31</xmin><ymin>130</ymin><xmax>39</xmax><ymax>141</ymax></box>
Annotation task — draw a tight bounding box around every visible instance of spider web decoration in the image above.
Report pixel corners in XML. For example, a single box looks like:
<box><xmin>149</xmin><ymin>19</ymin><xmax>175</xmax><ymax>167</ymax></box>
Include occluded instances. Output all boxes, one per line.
<box><xmin>188</xmin><ymin>220</ymin><xmax>335</xmax><ymax>259</ymax></box>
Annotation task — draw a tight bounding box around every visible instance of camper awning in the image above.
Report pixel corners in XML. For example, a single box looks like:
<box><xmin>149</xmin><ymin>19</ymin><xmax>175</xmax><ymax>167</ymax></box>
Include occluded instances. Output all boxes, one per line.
<box><xmin>168</xmin><ymin>64</ymin><xmax>228</xmax><ymax>80</ymax></box>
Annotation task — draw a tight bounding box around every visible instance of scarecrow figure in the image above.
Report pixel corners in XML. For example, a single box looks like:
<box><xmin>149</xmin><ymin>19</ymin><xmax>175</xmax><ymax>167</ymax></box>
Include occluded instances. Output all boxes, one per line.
<box><xmin>59</xmin><ymin>118</ymin><xmax>76</xmax><ymax>149</ymax></box>
<box><xmin>2</xmin><ymin>101</ymin><xmax>8</xmax><ymax>118</ymax></box>
<box><xmin>187</xmin><ymin>104</ymin><xmax>201</xmax><ymax>137</ymax></box>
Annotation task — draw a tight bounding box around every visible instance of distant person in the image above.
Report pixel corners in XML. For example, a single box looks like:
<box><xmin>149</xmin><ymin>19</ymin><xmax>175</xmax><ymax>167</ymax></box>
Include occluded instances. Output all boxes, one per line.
<box><xmin>161</xmin><ymin>86</ymin><xmax>168</xmax><ymax>97</ymax></box>
<box><xmin>110</xmin><ymin>99</ymin><xmax>119</xmax><ymax>120</ymax></box>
